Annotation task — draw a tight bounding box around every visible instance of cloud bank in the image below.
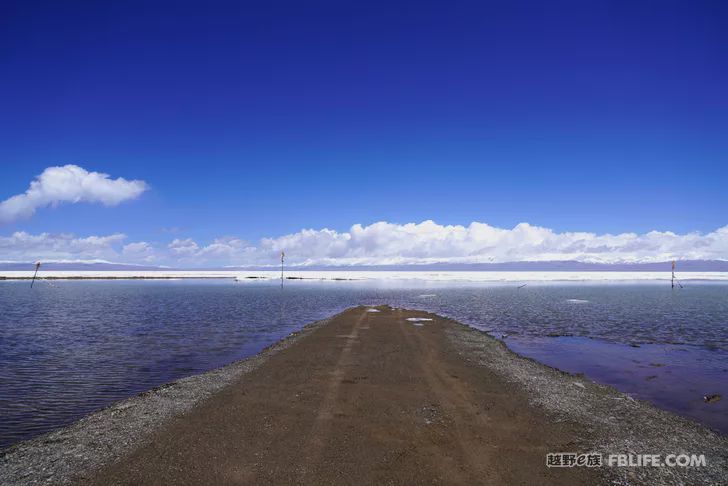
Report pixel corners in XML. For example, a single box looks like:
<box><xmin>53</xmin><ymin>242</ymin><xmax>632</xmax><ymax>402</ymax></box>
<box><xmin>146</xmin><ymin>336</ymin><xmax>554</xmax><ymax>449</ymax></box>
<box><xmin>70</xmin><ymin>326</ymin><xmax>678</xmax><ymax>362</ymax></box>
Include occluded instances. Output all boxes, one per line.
<box><xmin>2</xmin><ymin>221</ymin><xmax>728</xmax><ymax>267</ymax></box>
<box><xmin>0</xmin><ymin>165</ymin><xmax>148</xmax><ymax>223</ymax></box>
<box><xmin>0</xmin><ymin>231</ymin><xmax>127</xmax><ymax>262</ymax></box>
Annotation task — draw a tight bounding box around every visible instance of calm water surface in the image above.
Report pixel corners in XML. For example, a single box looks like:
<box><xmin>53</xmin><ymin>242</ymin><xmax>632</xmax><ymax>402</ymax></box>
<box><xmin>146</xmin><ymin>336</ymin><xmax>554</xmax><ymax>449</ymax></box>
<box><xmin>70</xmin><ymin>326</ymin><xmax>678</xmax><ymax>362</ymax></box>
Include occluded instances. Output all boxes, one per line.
<box><xmin>1</xmin><ymin>278</ymin><xmax>727</xmax><ymax>448</ymax></box>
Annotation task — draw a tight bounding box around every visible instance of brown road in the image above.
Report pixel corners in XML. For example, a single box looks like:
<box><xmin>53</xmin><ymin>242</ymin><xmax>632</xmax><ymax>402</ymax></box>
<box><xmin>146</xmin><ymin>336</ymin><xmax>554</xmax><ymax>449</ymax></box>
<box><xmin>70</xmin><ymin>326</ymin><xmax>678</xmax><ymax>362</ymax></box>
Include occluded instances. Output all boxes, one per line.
<box><xmin>89</xmin><ymin>306</ymin><xmax>597</xmax><ymax>485</ymax></box>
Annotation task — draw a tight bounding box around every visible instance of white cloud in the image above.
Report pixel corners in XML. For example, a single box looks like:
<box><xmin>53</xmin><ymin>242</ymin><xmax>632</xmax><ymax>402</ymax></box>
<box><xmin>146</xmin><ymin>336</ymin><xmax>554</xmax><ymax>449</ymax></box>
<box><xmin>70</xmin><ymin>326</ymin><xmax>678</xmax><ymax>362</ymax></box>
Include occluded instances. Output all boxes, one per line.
<box><xmin>1</xmin><ymin>221</ymin><xmax>727</xmax><ymax>267</ymax></box>
<box><xmin>122</xmin><ymin>241</ymin><xmax>157</xmax><ymax>262</ymax></box>
<box><xmin>168</xmin><ymin>238</ymin><xmax>200</xmax><ymax>256</ymax></box>
<box><xmin>197</xmin><ymin>237</ymin><xmax>253</xmax><ymax>258</ymax></box>
<box><xmin>250</xmin><ymin>221</ymin><xmax>728</xmax><ymax>266</ymax></box>
<box><xmin>0</xmin><ymin>165</ymin><xmax>148</xmax><ymax>223</ymax></box>
<box><xmin>0</xmin><ymin>231</ymin><xmax>127</xmax><ymax>261</ymax></box>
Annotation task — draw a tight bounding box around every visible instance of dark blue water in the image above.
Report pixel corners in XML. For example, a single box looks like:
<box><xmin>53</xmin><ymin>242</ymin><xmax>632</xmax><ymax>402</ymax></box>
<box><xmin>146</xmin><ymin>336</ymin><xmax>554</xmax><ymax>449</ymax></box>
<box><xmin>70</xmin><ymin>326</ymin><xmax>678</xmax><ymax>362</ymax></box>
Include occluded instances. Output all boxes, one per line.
<box><xmin>1</xmin><ymin>278</ymin><xmax>727</xmax><ymax>448</ymax></box>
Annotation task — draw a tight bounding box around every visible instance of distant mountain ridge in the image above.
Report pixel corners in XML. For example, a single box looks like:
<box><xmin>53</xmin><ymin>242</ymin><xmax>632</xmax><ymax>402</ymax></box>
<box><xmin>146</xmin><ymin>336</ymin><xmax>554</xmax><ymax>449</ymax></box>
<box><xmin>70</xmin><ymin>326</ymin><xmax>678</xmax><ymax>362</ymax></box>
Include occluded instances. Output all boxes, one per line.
<box><xmin>2</xmin><ymin>260</ymin><xmax>728</xmax><ymax>271</ymax></box>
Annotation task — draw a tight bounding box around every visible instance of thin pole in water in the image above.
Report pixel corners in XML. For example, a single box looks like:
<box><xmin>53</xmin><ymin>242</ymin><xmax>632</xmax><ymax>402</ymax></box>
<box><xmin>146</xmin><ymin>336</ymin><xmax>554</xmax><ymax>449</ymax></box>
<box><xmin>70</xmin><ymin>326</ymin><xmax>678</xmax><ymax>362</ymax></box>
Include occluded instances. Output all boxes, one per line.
<box><xmin>280</xmin><ymin>251</ymin><xmax>285</xmax><ymax>286</ymax></box>
<box><xmin>31</xmin><ymin>261</ymin><xmax>41</xmax><ymax>288</ymax></box>
<box><xmin>671</xmin><ymin>260</ymin><xmax>683</xmax><ymax>289</ymax></box>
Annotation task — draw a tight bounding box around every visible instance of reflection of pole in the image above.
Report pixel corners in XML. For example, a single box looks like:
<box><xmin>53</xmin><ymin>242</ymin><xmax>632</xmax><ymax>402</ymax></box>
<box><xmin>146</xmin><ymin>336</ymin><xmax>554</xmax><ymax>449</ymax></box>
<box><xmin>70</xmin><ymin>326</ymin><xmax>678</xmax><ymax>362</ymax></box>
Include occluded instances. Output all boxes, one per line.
<box><xmin>280</xmin><ymin>251</ymin><xmax>285</xmax><ymax>286</ymax></box>
<box><xmin>671</xmin><ymin>260</ymin><xmax>676</xmax><ymax>289</ymax></box>
<box><xmin>31</xmin><ymin>261</ymin><xmax>41</xmax><ymax>288</ymax></box>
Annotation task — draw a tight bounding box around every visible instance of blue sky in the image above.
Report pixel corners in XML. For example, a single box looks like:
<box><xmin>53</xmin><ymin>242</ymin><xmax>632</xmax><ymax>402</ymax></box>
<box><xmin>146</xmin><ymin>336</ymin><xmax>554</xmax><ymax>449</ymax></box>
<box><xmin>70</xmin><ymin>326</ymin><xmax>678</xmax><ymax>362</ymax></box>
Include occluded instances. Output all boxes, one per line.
<box><xmin>1</xmin><ymin>1</ymin><xmax>727</xmax><ymax>266</ymax></box>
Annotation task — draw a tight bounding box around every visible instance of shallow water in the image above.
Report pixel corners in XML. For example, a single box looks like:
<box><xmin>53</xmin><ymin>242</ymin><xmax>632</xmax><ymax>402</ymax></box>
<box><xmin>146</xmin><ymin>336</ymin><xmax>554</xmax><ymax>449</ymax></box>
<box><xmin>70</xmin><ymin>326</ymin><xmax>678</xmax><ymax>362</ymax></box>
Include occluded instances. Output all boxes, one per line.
<box><xmin>1</xmin><ymin>278</ymin><xmax>727</xmax><ymax>448</ymax></box>
<box><xmin>506</xmin><ymin>336</ymin><xmax>728</xmax><ymax>435</ymax></box>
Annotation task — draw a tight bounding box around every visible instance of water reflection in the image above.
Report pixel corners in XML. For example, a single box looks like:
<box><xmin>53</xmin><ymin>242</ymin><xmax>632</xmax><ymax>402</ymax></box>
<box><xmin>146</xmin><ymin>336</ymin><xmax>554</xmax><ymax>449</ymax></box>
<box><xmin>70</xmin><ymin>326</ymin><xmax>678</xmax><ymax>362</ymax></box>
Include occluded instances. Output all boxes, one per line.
<box><xmin>1</xmin><ymin>278</ymin><xmax>727</xmax><ymax>447</ymax></box>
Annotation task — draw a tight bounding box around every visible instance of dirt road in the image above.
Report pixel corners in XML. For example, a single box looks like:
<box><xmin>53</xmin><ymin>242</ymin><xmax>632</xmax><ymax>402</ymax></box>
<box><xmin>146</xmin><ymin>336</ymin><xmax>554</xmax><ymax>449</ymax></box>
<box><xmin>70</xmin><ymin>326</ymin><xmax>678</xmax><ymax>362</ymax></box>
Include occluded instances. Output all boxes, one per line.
<box><xmin>89</xmin><ymin>306</ymin><xmax>597</xmax><ymax>485</ymax></box>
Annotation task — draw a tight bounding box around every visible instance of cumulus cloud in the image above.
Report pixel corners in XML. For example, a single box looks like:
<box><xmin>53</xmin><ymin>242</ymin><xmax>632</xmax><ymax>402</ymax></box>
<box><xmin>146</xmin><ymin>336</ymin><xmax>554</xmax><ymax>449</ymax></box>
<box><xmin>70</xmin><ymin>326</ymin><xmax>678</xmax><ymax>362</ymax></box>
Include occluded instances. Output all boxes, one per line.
<box><xmin>168</xmin><ymin>238</ymin><xmax>200</xmax><ymax>256</ymax></box>
<box><xmin>1</xmin><ymin>221</ymin><xmax>728</xmax><ymax>267</ymax></box>
<box><xmin>250</xmin><ymin>221</ymin><xmax>728</xmax><ymax>266</ymax></box>
<box><xmin>167</xmin><ymin>237</ymin><xmax>255</xmax><ymax>264</ymax></box>
<box><xmin>122</xmin><ymin>241</ymin><xmax>157</xmax><ymax>262</ymax></box>
<box><xmin>0</xmin><ymin>165</ymin><xmax>148</xmax><ymax>223</ymax></box>
<box><xmin>0</xmin><ymin>231</ymin><xmax>127</xmax><ymax>262</ymax></box>
<box><xmin>197</xmin><ymin>237</ymin><xmax>254</xmax><ymax>259</ymax></box>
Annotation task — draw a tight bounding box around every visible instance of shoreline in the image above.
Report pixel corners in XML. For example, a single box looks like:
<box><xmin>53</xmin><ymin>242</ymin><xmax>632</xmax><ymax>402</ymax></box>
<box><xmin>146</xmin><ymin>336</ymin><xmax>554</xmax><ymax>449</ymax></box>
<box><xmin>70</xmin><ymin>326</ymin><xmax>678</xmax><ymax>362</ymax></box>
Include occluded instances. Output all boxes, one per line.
<box><xmin>2</xmin><ymin>307</ymin><xmax>727</xmax><ymax>485</ymax></box>
<box><xmin>3</xmin><ymin>270</ymin><xmax>728</xmax><ymax>282</ymax></box>
<box><xmin>447</xmin><ymin>322</ymin><xmax>728</xmax><ymax>484</ymax></box>
<box><xmin>0</xmin><ymin>314</ymin><xmax>335</xmax><ymax>485</ymax></box>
